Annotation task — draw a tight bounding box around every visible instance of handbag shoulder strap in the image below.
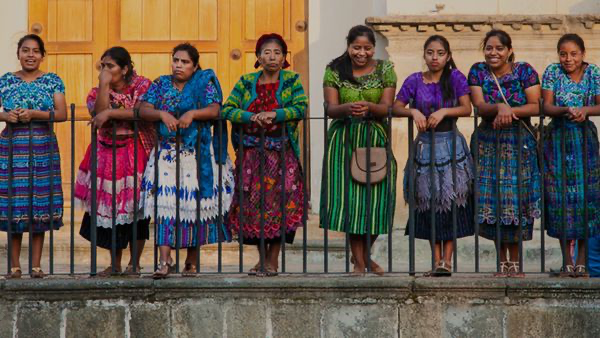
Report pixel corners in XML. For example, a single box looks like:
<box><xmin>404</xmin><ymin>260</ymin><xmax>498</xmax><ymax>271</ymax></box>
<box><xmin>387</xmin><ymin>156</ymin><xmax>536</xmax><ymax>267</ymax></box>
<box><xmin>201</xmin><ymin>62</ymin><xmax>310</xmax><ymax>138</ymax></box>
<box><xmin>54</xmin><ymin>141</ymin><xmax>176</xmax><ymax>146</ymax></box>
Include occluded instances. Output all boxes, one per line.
<box><xmin>490</xmin><ymin>70</ymin><xmax>510</xmax><ymax>106</ymax></box>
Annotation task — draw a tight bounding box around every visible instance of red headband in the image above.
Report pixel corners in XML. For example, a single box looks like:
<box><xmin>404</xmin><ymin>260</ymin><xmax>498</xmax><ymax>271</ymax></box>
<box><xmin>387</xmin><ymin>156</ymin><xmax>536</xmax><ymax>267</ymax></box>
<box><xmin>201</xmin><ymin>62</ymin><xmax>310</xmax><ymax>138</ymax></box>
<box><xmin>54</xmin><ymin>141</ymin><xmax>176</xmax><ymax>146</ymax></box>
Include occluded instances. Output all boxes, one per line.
<box><xmin>254</xmin><ymin>33</ymin><xmax>291</xmax><ymax>69</ymax></box>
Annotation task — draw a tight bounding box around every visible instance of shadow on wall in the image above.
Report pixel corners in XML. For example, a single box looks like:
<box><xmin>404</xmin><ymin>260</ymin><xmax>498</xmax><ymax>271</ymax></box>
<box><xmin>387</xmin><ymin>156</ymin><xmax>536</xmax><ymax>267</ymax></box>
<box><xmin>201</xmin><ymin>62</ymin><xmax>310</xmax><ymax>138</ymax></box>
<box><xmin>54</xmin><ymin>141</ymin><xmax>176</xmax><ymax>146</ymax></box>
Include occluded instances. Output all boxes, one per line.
<box><xmin>569</xmin><ymin>0</ymin><xmax>600</xmax><ymax>14</ymax></box>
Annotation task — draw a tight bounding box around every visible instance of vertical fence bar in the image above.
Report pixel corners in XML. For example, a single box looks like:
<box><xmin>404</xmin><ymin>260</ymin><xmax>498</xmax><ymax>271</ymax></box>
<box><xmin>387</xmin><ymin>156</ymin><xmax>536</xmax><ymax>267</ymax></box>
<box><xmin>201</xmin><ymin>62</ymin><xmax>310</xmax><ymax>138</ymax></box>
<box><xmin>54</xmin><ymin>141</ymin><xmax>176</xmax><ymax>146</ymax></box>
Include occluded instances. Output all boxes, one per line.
<box><xmin>132</xmin><ymin>109</ymin><xmax>139</xmax><ymax>274</ymax></box>
<box><xmin>517</xmin><ymin>122</ymin><xmax>523</xmax><ymax>274</ymax></box>
<box><xmin>217</xmin><ymin>118</ymin><xmax>224</xmax><ymax>273</ymax></box>
<box><xmin>386</xmin><ymin>107</ymin><xmax>393</xmax><ymax>272</ymax></box>
<box><xmin>495</xmin><ymin>128</ymin><xmax>501</xmax><ymax>273</ymax></box>
<box><xmin>429</xmin><ymin>128</ymin><xmax>436</xmax><ymax>272</ymax></box>
<box><xmin>280</xmin><ymin>120</ymin><xmax>287</xmax><ymax>273</ymax></box>
<box><xmin>365</xmin><ymin>116</ymin><xmax>372</xmax><ymax>273</ymax></box>
<box><xmin>175</xmin><ymin>111</ymin><xmax>181</xmax><ymax>273</ymax></box>
<box><xmin>343</xmin><ymin>118</ymin><xmax>350</xmax><ymax>273</ymax></box>
<box><xmin>583</xmin><ymin>116</ymin><xmax>590</xmax><ymax>271</ymax></box>
<box><xmin>560</xmin><ymin>119</ymin><xmax>567</xmax><ymax>271</ymax></box>
<box><xmin>322</xmin><ymin>104</ymin><xmax>329</xmax><ymax>273</ymax></box>
<box><xmin>259</xmin><ymin>127</ymin><xmax>266</xmax><ymax>273</ymax></box>
<box><xmin>111</xmin><ymin>122</ymin><xmax>117</xmax><ymax>274</ymax></box>
<box><xmin>473</xmin><ymin>108</ymin><xmax>480</xmax><ymax>273</ymax></box>
<box><xmin>196</xmin><ymin>123</ymin><xmax>202</xmax><ymax>273</ymax></box>
<box><xmin>538</xmin><ymin>99</ymin><xmax>545</xmax><ymax>273</ymax></box>
<box><xmin>451</xmin><ymin>119</ymin><xmax>458</xmax><ymax>272</ymax></box>
<box><xmin>48</xmin><ymin>110</ymin><xmax>55</xmax><ymax>274</ymax></box>
<box><xmin>6</xmin><ymin>123</ymin><xmax>13</xmax><ymax>274</ymax></box>
<box><xmin>70</xmin><ymin>104</ymin><xmax>75</xmax><ymax>275</ymax></box>
<box><xmin>153</xmin><ymin>131</ymin><xmax>159</xmax><ymax>271</ymax></box>
<box><xmin>302</xmin><ymin>115</ymin><xmax>308</xmax><ymax>273</ymax></box>
<box><xmin>237</xmin><ymin>125</ymin><xmax>244</xmax><ymax>272</ymax></box>
<box><xmin>90</xmin><ymin>111</ymin><xmax>98</xmax><ymax>275</ymax></box>
<box><xmin>28</xmin><ymin>120</ymin><xmax>33</xmax><ymax>274</ymax></box>
<box><xmin>407</xmin><ymin>117</ymin><xmax>416</xmax><ymax>275</ymax></box>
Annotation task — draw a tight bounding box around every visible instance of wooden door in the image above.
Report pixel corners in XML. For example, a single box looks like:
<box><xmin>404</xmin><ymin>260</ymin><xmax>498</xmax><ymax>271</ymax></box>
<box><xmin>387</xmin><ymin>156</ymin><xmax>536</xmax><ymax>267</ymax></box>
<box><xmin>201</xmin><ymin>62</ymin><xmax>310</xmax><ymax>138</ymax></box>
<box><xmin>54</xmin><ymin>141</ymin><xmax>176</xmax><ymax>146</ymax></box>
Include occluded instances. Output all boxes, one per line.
<box><xmin>28</xmin><ymin>0</ymin><xmax>308</xmax><ymax>210</ymax></box>
<box><xmin>28</xmin><ymin>0</ymin><xmax>109</xmax><ymax>208</ymax></box>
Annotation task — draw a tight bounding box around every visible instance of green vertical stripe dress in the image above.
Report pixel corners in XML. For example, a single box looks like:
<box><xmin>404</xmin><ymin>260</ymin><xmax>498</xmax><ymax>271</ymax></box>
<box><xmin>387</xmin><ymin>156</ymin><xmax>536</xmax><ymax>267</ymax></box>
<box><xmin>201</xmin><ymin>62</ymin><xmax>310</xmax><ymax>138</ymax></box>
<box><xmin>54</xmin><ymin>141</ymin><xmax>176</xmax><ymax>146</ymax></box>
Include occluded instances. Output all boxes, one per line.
<box><xmin>319</xmin><ymin>60</ymin><xmax>398</xmax><ymax>235</ymax></box>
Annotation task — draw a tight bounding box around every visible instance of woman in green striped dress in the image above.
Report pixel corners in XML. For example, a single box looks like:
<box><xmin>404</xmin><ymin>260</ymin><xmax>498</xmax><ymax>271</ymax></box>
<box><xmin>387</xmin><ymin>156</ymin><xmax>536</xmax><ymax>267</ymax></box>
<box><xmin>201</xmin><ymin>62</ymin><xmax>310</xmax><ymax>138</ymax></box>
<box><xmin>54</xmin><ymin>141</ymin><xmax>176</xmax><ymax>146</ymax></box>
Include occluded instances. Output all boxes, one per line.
<box><xmin>320</xmin><ymin>25</ymin><xmax>397</xmax><ymax>275</ymax></box>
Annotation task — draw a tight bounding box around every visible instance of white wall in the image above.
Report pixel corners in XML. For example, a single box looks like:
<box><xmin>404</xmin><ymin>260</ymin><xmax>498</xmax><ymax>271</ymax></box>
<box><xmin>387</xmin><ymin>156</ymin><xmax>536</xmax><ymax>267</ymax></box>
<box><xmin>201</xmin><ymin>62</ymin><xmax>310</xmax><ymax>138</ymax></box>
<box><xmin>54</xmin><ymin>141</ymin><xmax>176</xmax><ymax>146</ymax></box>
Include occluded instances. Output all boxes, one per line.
<box><xmin>386</xmin><ymin>0</ymin><xmax>600</xmax><ymax>15</ymax></box>
<box><xmin>307</xmin><ymin>0</ymin><xmax>387</xmax><ymax>205</ymax></box>
<box><xmin>0</xmin><ymin>1</ymin><xmax>27</xmax><ymax>75</ymax></box>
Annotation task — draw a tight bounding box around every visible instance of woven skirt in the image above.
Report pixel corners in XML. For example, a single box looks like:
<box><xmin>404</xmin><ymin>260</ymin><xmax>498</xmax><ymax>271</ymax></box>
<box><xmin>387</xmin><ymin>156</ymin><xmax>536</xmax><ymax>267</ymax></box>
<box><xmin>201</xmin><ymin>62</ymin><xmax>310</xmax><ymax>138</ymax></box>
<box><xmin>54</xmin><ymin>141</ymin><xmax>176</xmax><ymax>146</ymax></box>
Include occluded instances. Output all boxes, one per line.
<box><xmin>403</xmin><ymin>130</ymin><xmax>474</xmax><ymax>241</ymax></box>
<box><xmin>471</xmin><ymin>122</ymin><xmax>540</xmax><ymax>243</ymax></box>
<box><xmin>140</xmin><ymin>139</ymin><xmax>235</xmax><ymax>248</ymax></box>
<box><xmin>74</xmin><ymin>135</ymin><xmax>148</xmax><ymax>230</ymax></box>
<box><xmin>0</xmin><ymin>124</ymin><xmax>63</xmax><ymax>233</ymax></box>
<box><xmin>229</xmin><ymin>135</ymin><xmax>304</xmax><ymax>244</ymax></box>
<box><xmin>543</xmin><ymin>119</ymin><xmax>600</xmax><ymax>240</ymax></box>
<box><xmin>319</xmin><ymin>119</ymin><xmax>397</xmax><ymax>235</ymax></box>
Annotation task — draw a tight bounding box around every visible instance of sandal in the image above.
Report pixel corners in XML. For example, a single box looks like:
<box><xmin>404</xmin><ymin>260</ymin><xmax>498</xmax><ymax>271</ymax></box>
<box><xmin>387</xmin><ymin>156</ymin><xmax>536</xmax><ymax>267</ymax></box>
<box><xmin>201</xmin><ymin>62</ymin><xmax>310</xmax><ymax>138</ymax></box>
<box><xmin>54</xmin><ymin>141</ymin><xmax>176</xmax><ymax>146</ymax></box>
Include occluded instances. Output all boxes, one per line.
<box><xmin>8</xmin><ymin>267</ymin><xmax>22</xmax><ymax>279</ymax></box>
<box><xmin>265</xmin><ymin>266</ymin><xmax>279</xmax><ymax>277</ymax></box>
<box><xmin>559</xmin><ymin>264</ymin><xmax>575</xmax><ymax>278</ymax></box>
<box><xmin>575</xmin><ymin>265</ymin><xmax>589</xmax><ymax>278</ymax></box>
<box><xmin>97</xmin><ymin>266</ymin><xmax>122</xmax><ymax>277</ymax></box>
<box><xmin>122</xmin><ymin>265</ymin><xmax>142</xmax><ymax>276</ymax></box>
<box><xmin>434</xmin><ymin>261</ymin><xmax>452</xmax><ymax>277</ymax></box>
<box><xmin>508</xmin><ymin>262</ymin><xmax>525</xmax><ymax>278</ymax></box>
<box><xmin>493</xmin><ymin>261</ymin><xmax>510</xmax><ymax>277</ymax></box>
<box><xmin>30</xmin><ymin>267</ymin><xmax>45</xmax><ymax>279</ymax></box>
<box><xmin>248</xmin><ymin>262</ymin><xmax>262</xmax><ymax>276</ymax></box>
<box><xmin>152</xmin><ymin>260</ymin><xmax>174</xmax><ymax>279</ymax></box>
<box><xmin>182</xmin><ymin>263</ymin><xmax>197</xmax><ymax>277</ymax></box>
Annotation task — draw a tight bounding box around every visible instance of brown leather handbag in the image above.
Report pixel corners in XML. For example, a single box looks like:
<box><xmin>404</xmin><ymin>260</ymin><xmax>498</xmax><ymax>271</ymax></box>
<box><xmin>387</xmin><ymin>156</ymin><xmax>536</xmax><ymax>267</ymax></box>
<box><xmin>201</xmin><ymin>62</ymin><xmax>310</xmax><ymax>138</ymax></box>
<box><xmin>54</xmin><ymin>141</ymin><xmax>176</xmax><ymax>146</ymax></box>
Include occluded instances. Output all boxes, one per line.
<box><xmin>350</xmin><ymin>147</ymin><xmax>388</xmax><ymax>184</ymax></box>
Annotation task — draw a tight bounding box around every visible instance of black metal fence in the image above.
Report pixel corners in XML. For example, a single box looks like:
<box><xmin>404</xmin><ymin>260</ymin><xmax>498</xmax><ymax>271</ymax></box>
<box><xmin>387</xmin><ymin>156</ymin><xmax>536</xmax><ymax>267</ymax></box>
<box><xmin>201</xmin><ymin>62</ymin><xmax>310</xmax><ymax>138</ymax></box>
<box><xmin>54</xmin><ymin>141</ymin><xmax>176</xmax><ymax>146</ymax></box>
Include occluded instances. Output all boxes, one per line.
<box><xmin>1</xmin><ymin>100</ymin><xmax>595</xmax><ymax>276</ymax></box>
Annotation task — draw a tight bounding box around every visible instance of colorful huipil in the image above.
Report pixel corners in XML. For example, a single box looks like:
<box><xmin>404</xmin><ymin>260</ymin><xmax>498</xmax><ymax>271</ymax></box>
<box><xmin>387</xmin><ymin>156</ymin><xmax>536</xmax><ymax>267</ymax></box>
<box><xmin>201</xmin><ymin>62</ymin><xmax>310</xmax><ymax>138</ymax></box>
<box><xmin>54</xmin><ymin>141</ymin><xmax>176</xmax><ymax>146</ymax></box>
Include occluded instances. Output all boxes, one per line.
<box><xmin>542</xmin><ymin>63</ymin><xmax>600</xmax><ymax>240</ymax></box>
<box><xmin>398</xmin><ymin>69</ymin><xmax>474</xmax><ymax>241</ymax></box>
<box><xmin>223</xmin><ymin>70</ymin><xmax>307</xmax><ymax>244</ymax></box>
<box><xmin>0</xmin><ymin>72</ymin><xmax>64</xmax><ymax>232</ymax></box>
<box><xmin>74</xmin><ymin>72</ymin><xmax>154</xmax><ymax>249</ymax></box>
<box><xmin>320</xmin><ymin>60</ymin><xmax>398</xmax><ymax>235</ymax></box>
<box><xmin>140</xmin><ymin>69</ymin><xmax>235</xmax><ymax>248</ymax></box>
<box><xmin>468</xmin><ymin>62</ymin><xmax>541</xmax><ymax>243</ymax></box>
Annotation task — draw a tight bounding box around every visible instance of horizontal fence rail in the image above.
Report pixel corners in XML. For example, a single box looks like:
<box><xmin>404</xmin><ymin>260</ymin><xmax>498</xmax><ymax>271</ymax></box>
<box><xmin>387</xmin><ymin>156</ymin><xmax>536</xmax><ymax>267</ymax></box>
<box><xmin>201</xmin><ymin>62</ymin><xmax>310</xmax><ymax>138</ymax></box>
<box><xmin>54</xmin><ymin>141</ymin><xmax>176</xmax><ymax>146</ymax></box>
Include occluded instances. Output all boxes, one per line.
<box><xmin>0</xmin><ymin>99</ymin><xmax>597</xmax><ymax>277</ymax></box>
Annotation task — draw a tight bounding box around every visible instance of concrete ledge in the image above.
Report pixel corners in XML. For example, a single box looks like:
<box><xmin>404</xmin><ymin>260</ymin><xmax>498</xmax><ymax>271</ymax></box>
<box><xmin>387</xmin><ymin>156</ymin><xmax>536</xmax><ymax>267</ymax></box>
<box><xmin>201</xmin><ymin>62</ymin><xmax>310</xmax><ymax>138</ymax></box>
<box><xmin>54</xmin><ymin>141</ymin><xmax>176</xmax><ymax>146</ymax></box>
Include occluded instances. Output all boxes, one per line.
<box><xmin>2</xmin><ymin>276</ymin><xmax>600</xmax><ymax>337</ymax></box>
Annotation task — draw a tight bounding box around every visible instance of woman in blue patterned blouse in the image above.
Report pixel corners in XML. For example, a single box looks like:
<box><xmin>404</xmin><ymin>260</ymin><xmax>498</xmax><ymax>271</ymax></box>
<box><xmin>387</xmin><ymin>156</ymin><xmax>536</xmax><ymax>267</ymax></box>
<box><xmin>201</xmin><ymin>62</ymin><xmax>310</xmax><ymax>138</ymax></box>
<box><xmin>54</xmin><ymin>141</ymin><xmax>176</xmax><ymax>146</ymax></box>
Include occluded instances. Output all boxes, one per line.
<box><xmin>542</xmin><ymin>34</ymin><xmax>600</xmax><ymax>277</ymax></box>
<box><xmin>0</xmin><ymin>34</ymin><xmax>67</xmax><ymax>279</ymax></box>
<box><xmin>468</xmin><ymin>30</ymin><xmax>541</xmax><ymax>277</ymax></box>
<box><xmin>139</xmin><ymin>43</ymin><xmax>234</xmax><ymax>279</ymax></box>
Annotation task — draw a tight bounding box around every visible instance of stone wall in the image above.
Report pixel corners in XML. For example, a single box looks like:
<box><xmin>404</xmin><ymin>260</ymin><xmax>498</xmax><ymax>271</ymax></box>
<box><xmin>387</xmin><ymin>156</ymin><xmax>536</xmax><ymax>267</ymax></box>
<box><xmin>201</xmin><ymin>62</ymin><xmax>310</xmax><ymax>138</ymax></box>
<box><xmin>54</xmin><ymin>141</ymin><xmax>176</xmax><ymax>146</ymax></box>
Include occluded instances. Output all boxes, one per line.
<box><xmin>1</xmin><ymin>277</ymin><xmax>600</xmax><ymax>337</ymax></box>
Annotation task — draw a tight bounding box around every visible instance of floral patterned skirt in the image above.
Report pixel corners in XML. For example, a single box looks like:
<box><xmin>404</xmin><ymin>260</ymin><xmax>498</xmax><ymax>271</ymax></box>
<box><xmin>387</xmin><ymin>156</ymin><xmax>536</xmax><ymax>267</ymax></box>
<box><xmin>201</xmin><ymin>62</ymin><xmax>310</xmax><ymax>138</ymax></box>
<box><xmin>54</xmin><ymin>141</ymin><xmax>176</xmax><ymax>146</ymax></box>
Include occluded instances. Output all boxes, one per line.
<box><xmin>229</xmin><ymin>137</ymin><xmax>304</xmax><ymax>244</ymax></box>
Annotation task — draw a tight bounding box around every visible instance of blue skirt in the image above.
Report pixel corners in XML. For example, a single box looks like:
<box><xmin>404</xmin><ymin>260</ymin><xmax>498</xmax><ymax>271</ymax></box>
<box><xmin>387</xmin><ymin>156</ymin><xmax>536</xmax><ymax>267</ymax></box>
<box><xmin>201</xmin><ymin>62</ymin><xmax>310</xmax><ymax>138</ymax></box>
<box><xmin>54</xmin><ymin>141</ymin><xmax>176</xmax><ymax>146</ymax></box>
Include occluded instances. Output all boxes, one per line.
<box><xmin>0</xmin><ymin>124</ymin><xmax>63</xmax><ymax>233</ymax></box>
<box><xmin>543</xmin><ymin>119</ymin><xmax>600</xmax><ymax>240</ymax></box>
<box><xmin>471</xmin><ymin>121</ymin><xmax>540</xmax><ymax>243</ymax></box>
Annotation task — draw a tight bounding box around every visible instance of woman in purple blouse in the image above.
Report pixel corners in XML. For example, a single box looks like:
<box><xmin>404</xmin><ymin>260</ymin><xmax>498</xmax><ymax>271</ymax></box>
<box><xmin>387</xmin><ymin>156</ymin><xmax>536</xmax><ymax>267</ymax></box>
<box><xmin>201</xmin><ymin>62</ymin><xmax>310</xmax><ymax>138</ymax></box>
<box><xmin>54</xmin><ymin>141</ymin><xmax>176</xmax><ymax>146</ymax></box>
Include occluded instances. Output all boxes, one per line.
<box><xmin>394</xmin><ymin>35</ymin><xmax>474</xmax><ymax>276</ymax></box>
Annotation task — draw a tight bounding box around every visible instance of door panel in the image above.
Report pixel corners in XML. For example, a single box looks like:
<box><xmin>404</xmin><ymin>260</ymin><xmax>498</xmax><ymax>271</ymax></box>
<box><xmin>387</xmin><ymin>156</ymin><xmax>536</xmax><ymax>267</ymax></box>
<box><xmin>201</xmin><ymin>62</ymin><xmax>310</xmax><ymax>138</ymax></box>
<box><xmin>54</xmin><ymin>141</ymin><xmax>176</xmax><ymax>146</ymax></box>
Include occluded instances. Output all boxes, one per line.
<box><xmin>29</xmin><ymin>0</ymin><xmax>308</xmax><ymax>210</ymax></box>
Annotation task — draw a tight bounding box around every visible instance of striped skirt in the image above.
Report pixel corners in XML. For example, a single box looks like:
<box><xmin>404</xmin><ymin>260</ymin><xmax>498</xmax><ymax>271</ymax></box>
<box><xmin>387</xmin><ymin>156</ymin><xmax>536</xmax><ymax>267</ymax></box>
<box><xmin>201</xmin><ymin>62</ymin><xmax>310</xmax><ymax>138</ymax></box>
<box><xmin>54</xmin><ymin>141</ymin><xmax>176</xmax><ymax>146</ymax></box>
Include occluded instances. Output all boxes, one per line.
<box><xmin>543</xmin><ymin>119</ymin><xmax>600</xmax><ymax>240</ymax></box>
<box><xmin>0</xmin><ymin>124</ymin><xmax>63</xmax><ymax>233</ymax></box>
<box><xmin>319</xmin><ymin>119</ymin><xmax>397</xmax><ymax>235</ymax></box>
<box><xmin>403</xmin><ymin>130</ymin><xmax>474</xmax><ymax>241</ymax></box>
<box><xmin>471</xmin><ymin>121</ymin><xmax>541</xmax><ymax>243</ymax></box>
<box><xmin>140</xmin><ymin>139</ymin><xmax>235</xmax><ymax>248</ymax></box>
